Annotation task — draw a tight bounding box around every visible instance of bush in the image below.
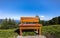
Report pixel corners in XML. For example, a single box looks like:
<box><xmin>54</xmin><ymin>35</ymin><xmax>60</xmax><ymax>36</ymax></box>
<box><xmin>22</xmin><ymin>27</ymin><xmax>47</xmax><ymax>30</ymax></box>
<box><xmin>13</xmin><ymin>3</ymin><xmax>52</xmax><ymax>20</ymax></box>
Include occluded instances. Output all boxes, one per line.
<box><xmin>42</xmin><ymin>25</ymin><xmax>60</xmax><ymax>38</ymax></box>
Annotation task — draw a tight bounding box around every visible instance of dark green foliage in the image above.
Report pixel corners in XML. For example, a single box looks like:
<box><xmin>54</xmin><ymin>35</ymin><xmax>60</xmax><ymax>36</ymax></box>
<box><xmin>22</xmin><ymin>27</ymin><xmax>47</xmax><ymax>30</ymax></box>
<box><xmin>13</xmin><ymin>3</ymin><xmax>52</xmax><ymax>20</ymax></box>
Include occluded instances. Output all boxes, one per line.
<box><xmin>40</xmin><ymin>20</ymin><xmax>45</xmax><ymax>26</ymax></box>
<box><xmin>58</xmin><ymin>16</ymin><xmax>60</xmax><ymax>24</ymax></box>
<box><xmin>48</xmin><ymin>16</ymin><xmax>60</xmax><ymax>25</ymax></box>
<box><xmin>40</xmin><ymin>20</ymin><xmax>49</xmax><ymax>26</ymax></box>
<box><xmin>40</xmin><ymin>16</ymin><xmax>60</xmax><ymax>26</ymax></box>
<box><xmin>0</xmin><ymin>18</ymin><xmax>18</xmax><ymax>29</ymax></box>
<box><xmin>49</xmin><ymin>17</ymin><xmax>58</xmax><ymax>25</ymax></box>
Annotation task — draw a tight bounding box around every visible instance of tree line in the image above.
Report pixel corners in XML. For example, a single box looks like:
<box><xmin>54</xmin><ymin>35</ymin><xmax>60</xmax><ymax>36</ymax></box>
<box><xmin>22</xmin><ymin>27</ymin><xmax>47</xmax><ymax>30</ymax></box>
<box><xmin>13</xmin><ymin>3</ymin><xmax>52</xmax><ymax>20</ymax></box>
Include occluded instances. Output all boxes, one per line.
<box><xmin>0</xmin><ymin>16</ymin><xmax>60</xmax><ymax>29</ymax></box>
<box><xmin>0</xmin><ymin>18</ymin><xmax>19</xmax><ymax>29</ymax></box>
<box><xmin>39</xmin><ymin>16</ymin><xmax>60</xmax><ymax>26</ymax></box>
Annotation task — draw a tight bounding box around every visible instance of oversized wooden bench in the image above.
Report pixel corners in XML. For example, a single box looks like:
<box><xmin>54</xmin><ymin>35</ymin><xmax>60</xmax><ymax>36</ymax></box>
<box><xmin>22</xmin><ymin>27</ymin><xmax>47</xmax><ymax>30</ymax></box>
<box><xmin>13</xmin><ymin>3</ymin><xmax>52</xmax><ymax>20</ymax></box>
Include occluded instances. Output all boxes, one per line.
<box><xmin>19</xmin><ymin>17</ymin><xmax>42</xmax><ymax>36</ymax></box>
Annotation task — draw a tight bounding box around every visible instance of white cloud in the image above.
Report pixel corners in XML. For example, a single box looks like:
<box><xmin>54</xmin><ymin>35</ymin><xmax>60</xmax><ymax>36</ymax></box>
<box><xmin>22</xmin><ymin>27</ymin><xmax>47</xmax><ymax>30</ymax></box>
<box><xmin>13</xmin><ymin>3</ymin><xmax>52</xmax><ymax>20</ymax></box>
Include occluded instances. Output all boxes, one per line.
<box><xmin>40</xmin><ymin>16</ymin><xmax>52</xmax><ymax>20</ymax></box>
<box><xmin>40</xmin><ymin>16</ymin><xmax>45</xmax><ymax>20</ymax></box>
<box><xmin>40</xmin><ymin>16</ymin><xmax>44</xmax><ymax>17</ymax></box>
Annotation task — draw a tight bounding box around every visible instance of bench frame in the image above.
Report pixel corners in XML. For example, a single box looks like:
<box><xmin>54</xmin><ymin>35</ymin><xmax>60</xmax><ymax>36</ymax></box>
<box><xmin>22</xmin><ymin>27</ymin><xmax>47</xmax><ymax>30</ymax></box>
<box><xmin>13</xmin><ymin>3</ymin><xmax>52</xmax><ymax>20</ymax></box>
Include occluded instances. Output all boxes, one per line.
<box><xmin>19</xmin><ymin>17</ymin><xmax>42</xmax><ymax>36</ymax></box>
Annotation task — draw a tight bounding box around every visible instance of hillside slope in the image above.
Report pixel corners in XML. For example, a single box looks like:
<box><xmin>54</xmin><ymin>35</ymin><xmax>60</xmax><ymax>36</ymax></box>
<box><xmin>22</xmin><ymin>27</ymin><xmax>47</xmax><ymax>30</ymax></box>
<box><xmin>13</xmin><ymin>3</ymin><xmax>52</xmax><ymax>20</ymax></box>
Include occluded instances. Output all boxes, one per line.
<box><xmin>0</xmin><ymin>25</ymin><xmax>60</xmax><ymax>38</ymax></box>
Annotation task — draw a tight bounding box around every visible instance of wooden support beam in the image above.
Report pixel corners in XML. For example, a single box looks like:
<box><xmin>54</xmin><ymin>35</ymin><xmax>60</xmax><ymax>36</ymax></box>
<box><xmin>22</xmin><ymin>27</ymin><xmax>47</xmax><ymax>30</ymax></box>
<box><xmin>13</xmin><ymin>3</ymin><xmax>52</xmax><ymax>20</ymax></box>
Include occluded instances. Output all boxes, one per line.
<box><xmin>39</xmin><ymin>27</ymin><xmax>42</xmax><ymax>35</ymax></box>
<box><xmin>20</xmin><ymin>29</ymin><xmax>22</xmax><ymax>36</ymax></box>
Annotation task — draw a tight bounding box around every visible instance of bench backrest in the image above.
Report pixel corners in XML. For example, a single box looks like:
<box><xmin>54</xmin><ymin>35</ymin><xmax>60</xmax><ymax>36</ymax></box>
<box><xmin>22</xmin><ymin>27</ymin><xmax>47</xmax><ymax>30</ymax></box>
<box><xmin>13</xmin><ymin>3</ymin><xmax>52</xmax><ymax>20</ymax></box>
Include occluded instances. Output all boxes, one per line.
<box><xmin>20</xmin><ymin>17</ymin><xmax>39</xmax><ymax>24</ymax></box>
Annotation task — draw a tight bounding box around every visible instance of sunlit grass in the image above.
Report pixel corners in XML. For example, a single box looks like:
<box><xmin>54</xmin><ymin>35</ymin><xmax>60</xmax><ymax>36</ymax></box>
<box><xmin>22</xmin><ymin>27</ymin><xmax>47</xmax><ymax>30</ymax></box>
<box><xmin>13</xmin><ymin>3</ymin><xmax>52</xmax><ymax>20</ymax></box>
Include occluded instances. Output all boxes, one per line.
<box><xmin>0</xmin><ymin>29</ymin><xmax>18</xmax><ymax>38</ymax></box>
<box><xmin>0</xmin><ymin>25</ymin><xmax>60</xmax><ymax>38</ymax></box>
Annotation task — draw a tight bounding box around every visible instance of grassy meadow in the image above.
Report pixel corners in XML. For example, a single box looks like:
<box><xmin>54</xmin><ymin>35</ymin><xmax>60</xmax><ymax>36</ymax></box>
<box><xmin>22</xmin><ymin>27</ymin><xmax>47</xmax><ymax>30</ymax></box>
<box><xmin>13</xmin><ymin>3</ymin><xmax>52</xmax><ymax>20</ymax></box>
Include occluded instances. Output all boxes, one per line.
<box><xmin>0</xmin><ymin>29</ymin><xmax>18</xmax><ymax>38</ymax></box>
<box><xmin>42</xmin><ymin>25</ymin><xmax>60</xmax><ymax>38</ymax></box>
<box><xmin>0</xmin><ymin>25</ymin><xmax>60</xmax><ymax>38</ymax></box>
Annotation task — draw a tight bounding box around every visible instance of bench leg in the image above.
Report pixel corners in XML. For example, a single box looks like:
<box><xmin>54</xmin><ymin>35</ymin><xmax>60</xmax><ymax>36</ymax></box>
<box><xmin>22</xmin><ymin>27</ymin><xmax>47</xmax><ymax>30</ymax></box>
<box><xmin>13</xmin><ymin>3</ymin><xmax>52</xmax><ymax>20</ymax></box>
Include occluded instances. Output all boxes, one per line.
<box><xmin>39</xmin><ymin>27</ymin><xmax>41</xmax><ymax>35</ymax></box>
<box><xmin>20</xmin><ymin>29</ymin><xmax>22</xmax><ymax>36</ymax></box>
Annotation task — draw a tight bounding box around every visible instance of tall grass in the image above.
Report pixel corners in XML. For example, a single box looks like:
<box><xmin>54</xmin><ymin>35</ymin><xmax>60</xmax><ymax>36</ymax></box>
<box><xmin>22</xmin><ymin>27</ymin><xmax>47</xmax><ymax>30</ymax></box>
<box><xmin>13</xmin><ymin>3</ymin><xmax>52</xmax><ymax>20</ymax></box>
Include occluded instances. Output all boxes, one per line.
<box><xmin>0</xmin><ymin>29</ymin><xmax>18</xmax><ymax>38</ymax></box>
<box><xmin>42</xmin><ymin>25</ymin><xmax>60</xmax><ymax>38</ymax></box>
<box><xmin>0</xmin><ymin>25</ymin><xmax>60</xmax><ymax>38</ymax></box>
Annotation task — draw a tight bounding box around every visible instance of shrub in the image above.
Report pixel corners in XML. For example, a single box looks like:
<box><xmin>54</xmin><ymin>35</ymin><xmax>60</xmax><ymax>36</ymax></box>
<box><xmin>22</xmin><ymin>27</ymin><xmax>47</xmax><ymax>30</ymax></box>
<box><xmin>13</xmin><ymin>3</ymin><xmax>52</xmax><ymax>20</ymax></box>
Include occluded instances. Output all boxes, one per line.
<box><xmin>42</xmin><ymin>25</ymin><xmax>60</xmax><ymax>38</ymax></box>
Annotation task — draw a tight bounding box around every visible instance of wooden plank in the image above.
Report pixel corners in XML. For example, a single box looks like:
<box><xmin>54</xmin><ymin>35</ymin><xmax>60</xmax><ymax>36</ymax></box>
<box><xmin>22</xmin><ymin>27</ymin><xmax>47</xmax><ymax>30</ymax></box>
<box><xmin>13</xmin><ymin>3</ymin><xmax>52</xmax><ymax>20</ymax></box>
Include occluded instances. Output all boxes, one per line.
<box><xmin>21</xmin><ymin>17</ymin><xmax>39</xmax><ymax>22</ymax></box>
<box><xmin>20</xmin><ymin>27</ymin><xmax>40</xmax><ymax>29</ymax></box>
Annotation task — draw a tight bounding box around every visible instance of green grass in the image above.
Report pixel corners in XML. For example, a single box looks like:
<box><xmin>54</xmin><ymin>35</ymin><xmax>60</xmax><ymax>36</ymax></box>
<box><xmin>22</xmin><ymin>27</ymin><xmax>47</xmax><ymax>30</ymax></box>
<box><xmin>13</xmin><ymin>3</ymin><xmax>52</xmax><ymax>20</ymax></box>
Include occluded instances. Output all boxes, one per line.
<box><xmin>0</xmin><ymin>29</ymin><xmax>18</xmax><ymax>38</ymax></box>
<box><xmin>0</xmin><ymin>25</ymin><xmax>60</xmax><ymax>38</ymax></box>
<box><xmin>0</xmin><ymin>29</ymin><xmax>35</xmax><ymax>38</ymax></box>
<box><xmin>42</xmin><ymin>25</ymin><xmax>60</xmax><ymax>38</ymax></box>
<box><xmin>22</xmin><ymin>31</ymin><xmax>36</xmax><ymax>36</ymax></box>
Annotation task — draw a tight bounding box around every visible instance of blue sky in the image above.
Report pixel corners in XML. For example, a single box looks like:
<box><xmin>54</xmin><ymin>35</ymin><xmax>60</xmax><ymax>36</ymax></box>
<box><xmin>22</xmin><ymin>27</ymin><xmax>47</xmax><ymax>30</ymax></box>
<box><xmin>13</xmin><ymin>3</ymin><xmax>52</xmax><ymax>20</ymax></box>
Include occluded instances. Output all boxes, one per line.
<box><xmin>0</xmin><ymin>0</ymin><xmax>60</xmax><ymax>20</ymax></box>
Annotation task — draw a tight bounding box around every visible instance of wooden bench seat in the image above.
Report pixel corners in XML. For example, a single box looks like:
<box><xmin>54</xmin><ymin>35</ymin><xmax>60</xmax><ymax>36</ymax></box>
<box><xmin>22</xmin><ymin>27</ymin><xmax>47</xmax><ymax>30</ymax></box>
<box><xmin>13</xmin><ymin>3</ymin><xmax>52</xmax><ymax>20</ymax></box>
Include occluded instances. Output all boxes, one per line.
<box><xmin>19</xmin><ymin>24</ymin><xmax>42</xmax><ymax>27</ymax></box>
